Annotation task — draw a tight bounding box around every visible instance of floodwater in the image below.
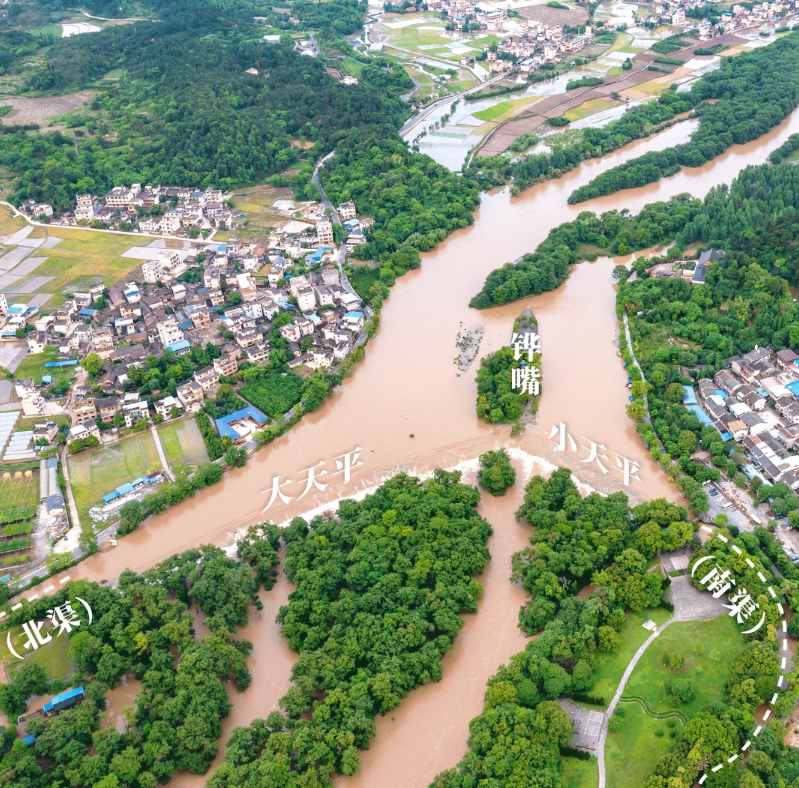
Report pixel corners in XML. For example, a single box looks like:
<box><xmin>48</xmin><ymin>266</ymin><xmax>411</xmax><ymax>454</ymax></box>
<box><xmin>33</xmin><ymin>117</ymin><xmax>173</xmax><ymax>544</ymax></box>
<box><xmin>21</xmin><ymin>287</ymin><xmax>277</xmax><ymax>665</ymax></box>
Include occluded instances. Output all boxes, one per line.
<box><xmin>36</xmin><ymin>105</ymin><xmax>799</xmax><ymax>786</ymax></box>
<box><xmin>101</xmin><ymin>674</ymin><xmax>142</xmax><ymax>733</ymax></box>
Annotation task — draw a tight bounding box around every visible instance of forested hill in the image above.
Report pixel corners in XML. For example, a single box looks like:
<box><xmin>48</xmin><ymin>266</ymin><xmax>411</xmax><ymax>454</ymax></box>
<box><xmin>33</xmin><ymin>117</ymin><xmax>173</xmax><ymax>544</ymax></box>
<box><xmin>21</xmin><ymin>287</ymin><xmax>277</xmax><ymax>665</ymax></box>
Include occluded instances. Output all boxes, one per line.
<box><xmin>0</xmin><ymin>0</ymin><xmax>410</xmax><ymax>211</ymax></box>
<box><xmin>4</xmin><ymin>0</ymin><xmax>366</xmax><ymax>31</ymax></box>
<box><xmin>472</xmin><ymin>161</ymin><xmax>799</xmax><ymax>309</ymax></box>
<box><xmin>567</xmin><ymin>32</ymin><xmax>799</xmax><ymax>204</ymax></box>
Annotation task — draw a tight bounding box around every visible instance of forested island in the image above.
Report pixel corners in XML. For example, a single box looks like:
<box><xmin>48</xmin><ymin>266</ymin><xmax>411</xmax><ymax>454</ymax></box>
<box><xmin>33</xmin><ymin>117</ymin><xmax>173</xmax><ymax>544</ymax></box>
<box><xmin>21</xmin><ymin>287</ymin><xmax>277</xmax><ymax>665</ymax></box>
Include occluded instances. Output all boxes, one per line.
<box><xmin>476</xmin><ymin>309</ymin><xmax>541</xmax><ymax>429</ymax></box>
<box><xmin>209</xmin><ymin>471</ymin><xmax>492</xmax><ymax>785</ymax></box>
<box><xmin>472</xmin><ymin>161</ymin><xmax>799</xmax><ymax>511</ymax></box>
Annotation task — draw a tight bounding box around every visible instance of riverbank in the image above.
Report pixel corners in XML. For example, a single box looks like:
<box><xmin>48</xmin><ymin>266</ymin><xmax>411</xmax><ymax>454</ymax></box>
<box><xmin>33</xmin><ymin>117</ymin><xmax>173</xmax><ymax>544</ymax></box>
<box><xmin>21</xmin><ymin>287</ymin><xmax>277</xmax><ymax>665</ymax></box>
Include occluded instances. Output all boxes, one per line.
<box><xmin>10</xmin><ymin>97</ymin><xmax>799</xmax><ymax>788</ymax></box>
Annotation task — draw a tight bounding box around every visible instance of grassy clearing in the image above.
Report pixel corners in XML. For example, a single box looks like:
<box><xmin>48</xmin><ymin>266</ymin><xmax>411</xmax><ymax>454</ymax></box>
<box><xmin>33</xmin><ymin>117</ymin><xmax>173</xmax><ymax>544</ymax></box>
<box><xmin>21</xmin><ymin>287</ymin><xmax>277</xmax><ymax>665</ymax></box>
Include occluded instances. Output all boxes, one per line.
<box><xmin>588</xmin><ymin>607</ymin><xmax>672</xmax><ymax>704</ymax></box>
<box><xmin>68</xmin><ymin>431</ymin><xmax>161</xmax><ymax>523</ymax></box>
<box><xmin>0</xmin><ymin>205</ymin><xmax>26</xmax><ymax>236</ymax></box>
<box><xmin>606</xmin><ymin>703</ymin><xmax>680</xmax><ymax>787</ymax></box>
<box><xmin>0</xmin><ymin>629</ymin><xmax>74</xmax><ymax>682</ymax></box>
<box><xmin>561</xmin><ymin>755</ymin><xmax>599</xmax><ymax>788</ymax></box>
<box><xmin>17</xmin><ymin>414</ymin><xmax>69</xmax><ymax>432</ymax></box>
<box><xmin>157</xmin><ymin>418</ymin><xmax>209</xmax><ymax>469</ymax></box>
<box><xmin>13</xmin><ymin>348</ymin><xmax>76</xmax><ymax>387</ymax></box>
<box><xmin>623</xmin><ymin>615</ymin><xmax>745</xmax><ymax>716</ymax></box>
<box><xmin>606</xmin><ymin>615</ymin><xmax>746</xmax><ymax>787</ymax></box>
<box><xmin>563</xmin><ymin>97</ymin><xmax>618</xmax><ymax>122</ymax></box>
<box><xmin>229</xmin><ymin>183</ymin><xmax>293</xmax><ymax>240</ymax></box>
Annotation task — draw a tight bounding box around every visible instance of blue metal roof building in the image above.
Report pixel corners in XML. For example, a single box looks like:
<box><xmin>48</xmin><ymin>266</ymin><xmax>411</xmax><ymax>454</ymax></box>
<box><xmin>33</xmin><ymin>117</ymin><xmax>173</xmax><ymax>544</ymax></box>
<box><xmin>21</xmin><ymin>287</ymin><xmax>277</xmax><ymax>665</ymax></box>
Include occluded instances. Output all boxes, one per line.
<box><xmin>165</xmin><ymin>339</ymin><xmax>191</xmax><ymax>354</ymax></box>
<box><xmin>102</xmin><ymin>474</ymin><xmax>162</xmax><ymax>504</ymax></box>
<box><xmin>44</xmin><ymin>359</ymin><xmax>78</xmax><ymax>368</ymax></box>
<box><xmin>42</xmin><ymin>686</ymin><xmax>85</xmax><ymax>716</ymax></box>
<box><xmin>215</xmin><ymin>405</ymin><xmax>268</xmax><ymax>440</ymax></box>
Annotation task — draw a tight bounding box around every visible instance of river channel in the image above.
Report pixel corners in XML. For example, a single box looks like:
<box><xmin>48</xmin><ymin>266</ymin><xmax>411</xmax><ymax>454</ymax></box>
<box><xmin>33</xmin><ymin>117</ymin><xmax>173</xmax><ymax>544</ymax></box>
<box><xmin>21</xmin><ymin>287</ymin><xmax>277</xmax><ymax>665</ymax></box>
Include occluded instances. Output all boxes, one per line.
<box><xmin>37</xmin><ymin>107</ymin><xmax>799</xmax><ymax>786</ymax></box>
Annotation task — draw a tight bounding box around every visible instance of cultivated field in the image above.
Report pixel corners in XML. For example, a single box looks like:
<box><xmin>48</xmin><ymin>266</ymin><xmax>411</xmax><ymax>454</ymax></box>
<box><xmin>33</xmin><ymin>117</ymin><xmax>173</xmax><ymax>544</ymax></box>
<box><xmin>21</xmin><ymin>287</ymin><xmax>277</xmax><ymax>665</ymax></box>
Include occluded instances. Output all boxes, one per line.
<box><xmin>157</xmin><ymin>418</ymin><xmax>209</xmax><ymax>470</ymax></box>
<box><xmin>68</xmin><ymin>432</ymin><xmax>162</xmax><ymax>523</ymax></box>
<box><xmin>30</xmin><ymin>227</ymin><xmax>149</xmax><ymax>302</ymax></box>
<box><xmin>0</xmin><ymin>471</ymin><xmax>37</xmax><ymax>522</ymax></box>
<box><xmin>519</xmin><ymin>2</ymin><xmax>589</xmax><ymax>27</ymax></box>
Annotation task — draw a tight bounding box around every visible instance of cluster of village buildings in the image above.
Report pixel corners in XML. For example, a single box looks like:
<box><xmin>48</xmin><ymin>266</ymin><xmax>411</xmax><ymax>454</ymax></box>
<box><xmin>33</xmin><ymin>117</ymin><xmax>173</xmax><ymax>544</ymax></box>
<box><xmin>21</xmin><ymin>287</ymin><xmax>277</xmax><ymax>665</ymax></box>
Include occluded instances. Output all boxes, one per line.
<box><xmin>487</xmin><ymin>19</ymin><xmax>595</xmax><ymax>74</ymax></box>
<box><xmin>638</xmin><ymin>0</ymin><xmax>797</xmax><ymax>36</ymax></box>
<box><xmin>1</xmin><ymin>195</ymin><xmax>370</xmax><ymax>463</ymax></box>
<box><xmin>22</xmin><ymin>185</ymin><xmax>236</xmax><ymax>236</ymax></box>
<box><xmin>426</xmin><ymin>0</ymin><xmax>507</xmax><ymax>31</ymax></box>
<box><xmin>648</xmin><ymin>249</ymin><xmax>725</xmax><ymax>285</ymax></box>
<box><xmin>423</xmin><ymin>0</ymin><xmax>798</xmax><ymax>79</ymax></box>
<box><xmin>689</xmin><ymin>347</ymin><xmax>799</xmax><ymax>490</ymax></box>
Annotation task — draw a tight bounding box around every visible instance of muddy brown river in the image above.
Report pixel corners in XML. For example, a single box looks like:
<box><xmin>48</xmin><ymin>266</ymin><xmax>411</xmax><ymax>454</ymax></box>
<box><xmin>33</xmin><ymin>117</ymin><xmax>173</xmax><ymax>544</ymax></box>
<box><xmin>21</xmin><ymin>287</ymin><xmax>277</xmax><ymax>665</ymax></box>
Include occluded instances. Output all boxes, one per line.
<box><xmin>28</xmin><ymin>107</ymin><xmax>799</xmax><ymax>786</ymax></box>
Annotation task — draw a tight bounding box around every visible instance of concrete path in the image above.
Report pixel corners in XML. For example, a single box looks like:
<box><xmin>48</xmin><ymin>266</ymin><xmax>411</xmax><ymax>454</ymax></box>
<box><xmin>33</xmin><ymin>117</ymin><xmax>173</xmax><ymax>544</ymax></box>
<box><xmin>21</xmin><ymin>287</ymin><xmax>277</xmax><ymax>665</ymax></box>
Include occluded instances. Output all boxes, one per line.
<box><xmin>60</xmin><ymin>446</ymin><xmax>82</xmax><ymax>539</ymax></box>
<box><xmin>150</xmin><ymin>424</ymin><xmax>174</xmax><ymax>481</ymax></box>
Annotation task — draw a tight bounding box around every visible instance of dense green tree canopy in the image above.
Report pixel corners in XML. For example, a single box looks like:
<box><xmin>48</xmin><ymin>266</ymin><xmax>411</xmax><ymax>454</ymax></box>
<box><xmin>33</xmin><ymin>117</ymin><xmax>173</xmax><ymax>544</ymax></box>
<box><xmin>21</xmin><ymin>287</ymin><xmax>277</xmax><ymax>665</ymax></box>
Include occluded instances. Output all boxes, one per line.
<box><xmin>211</xmin><ymin>470</ymin><xmax>492</xmax><ymax>785</ymax></box>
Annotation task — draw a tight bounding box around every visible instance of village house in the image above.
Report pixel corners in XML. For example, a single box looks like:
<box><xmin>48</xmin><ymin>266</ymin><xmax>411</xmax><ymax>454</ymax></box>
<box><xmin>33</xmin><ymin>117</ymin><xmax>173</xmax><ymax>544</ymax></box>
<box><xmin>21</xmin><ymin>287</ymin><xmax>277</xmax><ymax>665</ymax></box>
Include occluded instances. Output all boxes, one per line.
<box><xmin>155</xmin><ymin>395</ymin><xmax>183</xmax><ymax>420</ymax></box>
<box><xmin>70</xmin><ymin>397</ymin><xmax>97</xmax><ymax>427</ymax></box>
<box><xmin>96</xmin><ymin>396</ymin><xmax>120</xmax><ymax>423</ymax></box>
<box><xmin>193</xmin><ymin>367</ymin><xmax>220</xmax><ymax>397</ymax></box>
<box><xmin>123</xmin><ymin>397</ymin><xmax>150</xmax><ymax>427</ymax></box>
<box><xmin>176</xmin><ymin>381</ymin><xmax>204</xmax><ymax>412</ymax></box>
<box><xmin>213</xmin><ymin>351</ymin><xmax>239</xmax><ymax>377</ymax></box>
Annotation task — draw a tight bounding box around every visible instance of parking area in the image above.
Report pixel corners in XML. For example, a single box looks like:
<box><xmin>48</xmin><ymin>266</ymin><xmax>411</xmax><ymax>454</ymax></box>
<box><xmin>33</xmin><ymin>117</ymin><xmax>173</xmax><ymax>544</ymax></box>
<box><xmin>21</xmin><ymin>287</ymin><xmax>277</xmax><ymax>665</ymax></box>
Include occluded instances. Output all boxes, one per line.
<box><xmin>669</xmin><ymin>575</ymin><xmax>725</xmax><ymax>622</ymax></box>
<box><xmin>559</xmin><ymin>699</ymin><xmax>605</xmax><ymax>752</ymax></box>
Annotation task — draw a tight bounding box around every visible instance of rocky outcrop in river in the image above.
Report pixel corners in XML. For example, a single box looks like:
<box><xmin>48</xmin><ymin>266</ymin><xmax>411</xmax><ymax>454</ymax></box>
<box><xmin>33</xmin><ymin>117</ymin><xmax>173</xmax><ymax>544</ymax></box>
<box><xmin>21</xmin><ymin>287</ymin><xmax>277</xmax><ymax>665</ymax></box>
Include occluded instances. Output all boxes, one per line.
<box><xmin>454</xmin><ymin>322</ymin><xmax>484</xmax><ymax>376</ymax></box>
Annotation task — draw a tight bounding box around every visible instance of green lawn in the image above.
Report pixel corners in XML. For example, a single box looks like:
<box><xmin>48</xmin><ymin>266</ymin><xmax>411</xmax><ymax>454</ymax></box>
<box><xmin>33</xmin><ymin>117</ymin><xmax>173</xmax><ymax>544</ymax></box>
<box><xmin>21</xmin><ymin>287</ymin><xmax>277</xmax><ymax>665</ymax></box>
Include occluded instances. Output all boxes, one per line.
<box><xmin>0</xmin><ymin>626</ymin><xmax>74</xmax><ymax>683</ymax></box>
<box><xmin>561</xmin><ymin>755</ymin><xmax>599</xmax><ymax>788</ymax></box>
<box><xmin>589</xmin><ymin>608</ymin><xmax>672</xmax><ymax>704</ymax></box>
<box><xmin>157</xmin><ymin>418</ymin><xmax>209</xmax><ymax>470</ymax></box>
<box><xmin>606</xmin><ymin>703</ymin><xmax>681</xmax><ymax>787</ymax></box>
<box><xmin>13</xmin><ymin>348</ymin><xmax>76</xmax><ymax>387</ymax></box>
<box><xmin>623</xmin><ymin>615</ymin><xmax>745</xmax><ymax>717</ymax></box>
<box><xmin>606</xmin><ymin>615</ymin><xmax>746</xmax><ymax>787</ymax></box>
<box><xmin>68</xmin><ymin>431</ymin><xmax>162</xmax><ymax>523</ymax></box>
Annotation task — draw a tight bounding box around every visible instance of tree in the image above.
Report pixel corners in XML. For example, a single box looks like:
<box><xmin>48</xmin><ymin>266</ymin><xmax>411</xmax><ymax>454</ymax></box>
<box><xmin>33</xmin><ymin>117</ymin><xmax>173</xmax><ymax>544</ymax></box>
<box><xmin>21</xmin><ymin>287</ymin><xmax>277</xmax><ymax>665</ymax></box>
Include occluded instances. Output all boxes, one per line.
<box><xmin>477</xmin><ymin>449</ymin><xmax>516</xmax><ymax>495</ymax></box>
<box><xmin>82</xmin><ymin>352</ymin><xmax>103</xmax><ymax>378</ymax></box>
